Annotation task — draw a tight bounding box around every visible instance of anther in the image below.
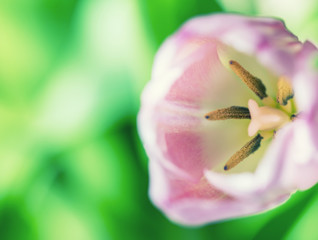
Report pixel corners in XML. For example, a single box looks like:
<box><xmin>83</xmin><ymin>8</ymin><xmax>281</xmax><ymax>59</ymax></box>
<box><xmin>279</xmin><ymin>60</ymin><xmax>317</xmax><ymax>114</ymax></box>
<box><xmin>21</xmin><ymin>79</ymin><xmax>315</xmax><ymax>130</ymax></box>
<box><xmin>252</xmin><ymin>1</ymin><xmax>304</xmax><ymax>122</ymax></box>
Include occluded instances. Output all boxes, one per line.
<box><xmin>277</xmin><ymin>76</ymin><xmax>294</xmax><ymax>105</ymax></box>
<box><xmin>224</xmin><ymin>134</ymin><xmax>263</xmax><ymax>171</ymax></box>
<box><xmin>229</xmin><ymin>60</ymin><xmax>268</xmax><ymax>99</ymax></box>
<box><xmin>205</xmin><ymin>106</ymin><xmax>250</xmax><ymax>120</ymax></box>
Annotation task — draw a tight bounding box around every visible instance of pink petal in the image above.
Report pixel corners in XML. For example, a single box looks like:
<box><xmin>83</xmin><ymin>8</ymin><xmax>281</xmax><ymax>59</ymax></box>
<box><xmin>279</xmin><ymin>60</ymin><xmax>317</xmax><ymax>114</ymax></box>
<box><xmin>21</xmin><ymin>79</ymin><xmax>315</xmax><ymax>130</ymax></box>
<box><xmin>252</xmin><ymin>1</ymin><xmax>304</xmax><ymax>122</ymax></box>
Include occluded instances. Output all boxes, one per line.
<box><xmin>150</xmin><ymin>159</ymin><xmax>289</xmax><ymax>225</ymax></box>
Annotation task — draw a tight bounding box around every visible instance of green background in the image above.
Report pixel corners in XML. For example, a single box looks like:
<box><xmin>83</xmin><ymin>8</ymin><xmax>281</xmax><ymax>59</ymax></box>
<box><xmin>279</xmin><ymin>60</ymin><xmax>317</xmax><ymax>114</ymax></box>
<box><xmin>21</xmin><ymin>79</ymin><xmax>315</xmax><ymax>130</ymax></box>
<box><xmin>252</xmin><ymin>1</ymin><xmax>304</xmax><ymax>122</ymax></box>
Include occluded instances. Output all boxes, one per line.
<box><xmin>0</xmin><ymin>0</ymin><xmax>318</xmax><ymax>239</ymax></box>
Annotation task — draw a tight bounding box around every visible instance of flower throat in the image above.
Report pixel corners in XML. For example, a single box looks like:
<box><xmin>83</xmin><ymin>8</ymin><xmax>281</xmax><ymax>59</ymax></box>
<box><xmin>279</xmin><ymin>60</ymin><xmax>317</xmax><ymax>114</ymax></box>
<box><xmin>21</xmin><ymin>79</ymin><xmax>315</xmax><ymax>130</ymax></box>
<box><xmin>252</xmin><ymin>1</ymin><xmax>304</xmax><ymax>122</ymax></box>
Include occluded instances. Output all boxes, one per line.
<box><xmin>205</xmin><ymin>60</ymin><xmax>296</xmax><ymax>171</ymax></box>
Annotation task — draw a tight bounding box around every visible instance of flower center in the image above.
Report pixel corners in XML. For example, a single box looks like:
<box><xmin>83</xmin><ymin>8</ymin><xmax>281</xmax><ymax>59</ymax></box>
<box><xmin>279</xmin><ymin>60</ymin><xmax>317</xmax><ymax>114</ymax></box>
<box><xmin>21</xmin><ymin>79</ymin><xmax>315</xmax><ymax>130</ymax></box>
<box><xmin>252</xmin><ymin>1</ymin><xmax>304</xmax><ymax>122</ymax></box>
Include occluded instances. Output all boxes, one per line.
<box><xmin>205</xmin><ymin>60</ymin><xmax>297</xmax><ymax>171</ymax></box>
<box><xmin>247</xmin><ymin>99</ymin><xmax>290</xmax><ymax>137</ymax></box>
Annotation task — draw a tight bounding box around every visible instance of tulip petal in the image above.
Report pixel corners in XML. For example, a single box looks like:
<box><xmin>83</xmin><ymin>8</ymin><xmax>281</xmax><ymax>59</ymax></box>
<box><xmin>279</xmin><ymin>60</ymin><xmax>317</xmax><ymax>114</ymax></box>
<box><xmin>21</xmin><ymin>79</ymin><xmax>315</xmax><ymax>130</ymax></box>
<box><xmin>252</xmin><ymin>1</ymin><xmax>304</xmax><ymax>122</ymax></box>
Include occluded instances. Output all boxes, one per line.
<box><xmin>150</xmin><ymin>159</ymin><xmax>290</xmax><ymax>225</ymax></box>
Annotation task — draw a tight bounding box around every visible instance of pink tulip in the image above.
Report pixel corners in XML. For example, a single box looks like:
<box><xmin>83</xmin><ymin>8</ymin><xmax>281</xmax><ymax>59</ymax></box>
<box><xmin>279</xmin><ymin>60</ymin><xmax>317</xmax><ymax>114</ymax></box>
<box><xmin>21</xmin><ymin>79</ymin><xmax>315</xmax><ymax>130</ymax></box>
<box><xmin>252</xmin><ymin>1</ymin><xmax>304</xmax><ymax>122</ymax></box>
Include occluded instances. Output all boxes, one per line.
<box><xmin>138</xmin><ymin>14</ymin><xmax>318</xmax><ymax>225</ymax></box>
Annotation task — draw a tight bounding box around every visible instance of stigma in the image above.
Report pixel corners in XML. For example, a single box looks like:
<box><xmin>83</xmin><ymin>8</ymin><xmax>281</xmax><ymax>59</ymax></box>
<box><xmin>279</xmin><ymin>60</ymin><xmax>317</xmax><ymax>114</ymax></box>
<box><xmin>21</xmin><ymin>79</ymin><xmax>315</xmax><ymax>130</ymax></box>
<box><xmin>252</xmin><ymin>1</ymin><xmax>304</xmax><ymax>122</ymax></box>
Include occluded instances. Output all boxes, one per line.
<box><xmin>247</xmin><ymin>99</ymin><xmax>290</xmax><ymax>137</ymax></box>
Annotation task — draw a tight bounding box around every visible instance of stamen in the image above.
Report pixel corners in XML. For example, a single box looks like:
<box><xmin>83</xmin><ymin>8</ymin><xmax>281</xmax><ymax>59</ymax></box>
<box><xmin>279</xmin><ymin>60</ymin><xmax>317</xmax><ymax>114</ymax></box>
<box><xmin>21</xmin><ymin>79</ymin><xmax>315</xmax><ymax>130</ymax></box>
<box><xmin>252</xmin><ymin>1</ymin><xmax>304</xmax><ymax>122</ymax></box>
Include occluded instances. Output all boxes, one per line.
<box><xmin>277</xmin><ymin>76</ymin><xmax>294</xmax><ymax>105</ymax></box>
<box><xmin>229</xmin><ymin>60</ymin><xmax>268</xmax><ymax>99</ymax></box>
<box><xmin>224</xmin><ymin>134</ymin><xmax>263</xmax><ymax>171</ymax></box>
<box><xmin>205</xmin><ymin>106</ymin><xmax>250</xmax><ymax>120</ymax></box>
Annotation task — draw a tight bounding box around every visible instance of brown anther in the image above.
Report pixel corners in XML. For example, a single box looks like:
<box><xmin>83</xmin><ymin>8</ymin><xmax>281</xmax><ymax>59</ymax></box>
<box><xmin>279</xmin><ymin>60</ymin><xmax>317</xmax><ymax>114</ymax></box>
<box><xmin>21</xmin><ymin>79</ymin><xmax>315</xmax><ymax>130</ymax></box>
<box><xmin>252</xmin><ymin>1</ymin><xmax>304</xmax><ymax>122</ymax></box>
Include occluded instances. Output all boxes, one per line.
<box><xmin>224</xmin><ymin>134</ymin><xmax>263</xmax><ymax>171</ymax></box>
<box><xmin>277</xmin><ymin>76</ymin><xmax>294</xmax><ymax>105</ymax></box>
<box><xmin>205</xmin><ymin>106</ymin><xmax>250</xmax><ymax>120</ymax></box>
<box><xmin>229</xmin><ymin>60</ymin><xmax>268</xmax><ymax>99</ymax></box>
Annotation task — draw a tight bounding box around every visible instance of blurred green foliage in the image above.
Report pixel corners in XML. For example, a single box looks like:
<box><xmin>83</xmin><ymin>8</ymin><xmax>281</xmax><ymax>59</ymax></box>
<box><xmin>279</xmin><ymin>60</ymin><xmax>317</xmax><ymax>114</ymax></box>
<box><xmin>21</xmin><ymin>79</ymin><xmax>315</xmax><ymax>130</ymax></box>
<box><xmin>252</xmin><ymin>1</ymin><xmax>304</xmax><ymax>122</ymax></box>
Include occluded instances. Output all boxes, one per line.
<box><xmin>0</xmin><ymin>0</ymin><xmax>317</xmax><ymax>239</ymax></box>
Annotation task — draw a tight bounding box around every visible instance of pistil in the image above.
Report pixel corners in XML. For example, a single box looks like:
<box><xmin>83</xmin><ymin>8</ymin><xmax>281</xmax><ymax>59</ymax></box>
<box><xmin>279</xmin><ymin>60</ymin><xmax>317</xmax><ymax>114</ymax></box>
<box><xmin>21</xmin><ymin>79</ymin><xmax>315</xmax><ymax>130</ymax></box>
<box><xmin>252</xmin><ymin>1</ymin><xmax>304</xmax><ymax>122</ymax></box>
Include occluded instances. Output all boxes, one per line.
<box><xmin>247</xmin><ymin>99</ymin><xmax>290</xmax><ymax>137</ymax></box>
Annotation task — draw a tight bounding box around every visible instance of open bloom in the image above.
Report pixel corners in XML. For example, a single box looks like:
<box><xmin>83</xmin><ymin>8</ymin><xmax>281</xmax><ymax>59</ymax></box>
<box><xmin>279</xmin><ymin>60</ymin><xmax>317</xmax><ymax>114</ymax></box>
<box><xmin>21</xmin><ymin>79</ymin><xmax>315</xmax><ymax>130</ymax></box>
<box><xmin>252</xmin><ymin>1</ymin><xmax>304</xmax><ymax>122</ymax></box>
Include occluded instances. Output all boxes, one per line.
<box><xmin>138</xmin><ymin>14</ymin><xmax>318</xmax><ymax>225</ymax></box>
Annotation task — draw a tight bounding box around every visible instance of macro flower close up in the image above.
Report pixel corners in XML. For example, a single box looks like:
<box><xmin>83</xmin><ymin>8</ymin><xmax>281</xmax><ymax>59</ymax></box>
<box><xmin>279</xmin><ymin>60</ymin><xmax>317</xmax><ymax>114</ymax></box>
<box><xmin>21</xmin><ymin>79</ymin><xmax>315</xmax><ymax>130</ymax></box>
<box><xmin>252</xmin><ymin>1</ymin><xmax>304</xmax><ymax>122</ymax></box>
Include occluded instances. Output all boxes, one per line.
<box><xmin>138</xmin><ymin>14</ymin><xmax>318</xmax><ymax>225</ymax></box>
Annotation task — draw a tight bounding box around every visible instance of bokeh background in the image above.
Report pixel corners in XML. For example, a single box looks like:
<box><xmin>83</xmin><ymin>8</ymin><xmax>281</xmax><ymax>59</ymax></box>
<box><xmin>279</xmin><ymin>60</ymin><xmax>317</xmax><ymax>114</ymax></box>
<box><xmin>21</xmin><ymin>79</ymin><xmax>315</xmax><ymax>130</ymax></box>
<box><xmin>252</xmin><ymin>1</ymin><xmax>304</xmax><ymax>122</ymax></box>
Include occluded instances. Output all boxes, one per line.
<box><xmin>1</xmin><ymin>0</ymin><xmax>318</xmax><ymax>239</ymax></box>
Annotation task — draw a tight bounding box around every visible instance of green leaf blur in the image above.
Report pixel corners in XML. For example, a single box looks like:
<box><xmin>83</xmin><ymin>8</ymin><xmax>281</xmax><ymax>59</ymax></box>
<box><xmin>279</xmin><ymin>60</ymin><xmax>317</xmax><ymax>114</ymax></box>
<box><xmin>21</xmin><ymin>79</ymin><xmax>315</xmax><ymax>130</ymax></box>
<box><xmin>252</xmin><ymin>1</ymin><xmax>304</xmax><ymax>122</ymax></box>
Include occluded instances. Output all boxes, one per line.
<box><xmin>0</xmin><ymin>0</ymin><xmax>318</xmax><ymax>239</ymax></box>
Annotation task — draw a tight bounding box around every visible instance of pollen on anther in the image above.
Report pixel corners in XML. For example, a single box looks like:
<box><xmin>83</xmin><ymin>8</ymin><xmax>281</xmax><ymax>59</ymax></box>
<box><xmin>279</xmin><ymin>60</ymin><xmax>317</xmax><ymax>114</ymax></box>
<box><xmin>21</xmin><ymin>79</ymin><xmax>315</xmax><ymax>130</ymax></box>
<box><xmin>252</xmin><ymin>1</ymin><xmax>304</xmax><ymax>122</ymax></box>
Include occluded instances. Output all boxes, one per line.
<box><xmin>224</xmin><ymin>134</ymin><xmax>263</xmax><ymax>171</ymax></box>
<box><xmin>277</xmin><ymin>76</ymin><xmax>294</xmax><ymax>105</ymax></box>
<box><xmin>205</xmin><ymin>106</ymin><xmax>250</xmax><ymax>120</ymax></box>
<box><xmin>229</xmin><ymin>60</ymin><xmax>268</xmax><ymax>100</ymax></box>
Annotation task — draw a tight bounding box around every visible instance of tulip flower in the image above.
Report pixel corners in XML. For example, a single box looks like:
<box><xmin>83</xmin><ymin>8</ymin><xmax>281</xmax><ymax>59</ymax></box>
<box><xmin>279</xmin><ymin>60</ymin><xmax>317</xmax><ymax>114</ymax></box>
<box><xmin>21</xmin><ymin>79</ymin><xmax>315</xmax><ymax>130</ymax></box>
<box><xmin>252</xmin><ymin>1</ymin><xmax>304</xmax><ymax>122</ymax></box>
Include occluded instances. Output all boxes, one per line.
<box><xmin>138</xmin><ymin>14</ymin><xmax>318</xmax><ymax>225</ymax></box>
